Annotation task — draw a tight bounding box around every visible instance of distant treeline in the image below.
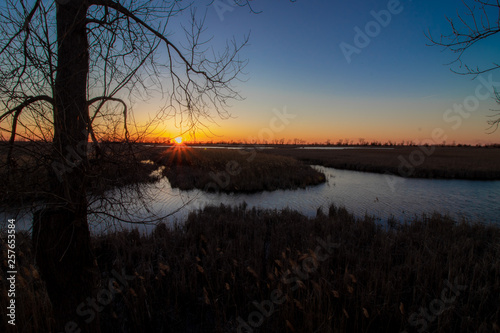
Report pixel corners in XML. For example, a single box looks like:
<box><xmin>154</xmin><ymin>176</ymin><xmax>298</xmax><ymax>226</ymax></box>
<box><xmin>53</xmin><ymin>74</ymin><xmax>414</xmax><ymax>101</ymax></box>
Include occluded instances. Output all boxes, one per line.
<box><xmin>133</xmin><ymin>139</ymin><xmax>500</xmax><ymax>148</ymax></box>
<box><xmin>3</xmin><ymin>138</ymin><xmax>499</xmax><ymax>148</ymax></box>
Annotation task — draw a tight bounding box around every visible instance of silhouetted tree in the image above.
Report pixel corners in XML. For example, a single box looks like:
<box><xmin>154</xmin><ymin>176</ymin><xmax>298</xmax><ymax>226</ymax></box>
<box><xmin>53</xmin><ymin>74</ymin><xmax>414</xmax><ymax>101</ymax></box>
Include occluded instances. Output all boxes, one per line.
<box><xmin>0</xmin><ymin>0</ymin><xmax>251</xmax><ymax>331</ymax></box>
<box><xmin>428</xmin><ymin>0</ymin><xmax>500</xmax><ymax>130</ymax></box>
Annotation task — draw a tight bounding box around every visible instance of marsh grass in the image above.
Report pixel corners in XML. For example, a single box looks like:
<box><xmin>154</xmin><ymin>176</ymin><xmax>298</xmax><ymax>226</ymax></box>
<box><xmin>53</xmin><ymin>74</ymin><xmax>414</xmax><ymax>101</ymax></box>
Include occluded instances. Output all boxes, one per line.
<box><xmin>0</xmin><ymin>142</ymin><xmax>160</xmax><ymax>205</ymax></box>
<box><xmin>0</xmin><ymin>231</ymin><xmax>53</xmax><ymax>332</ymax></box>
<box><xmin>265</xmin><ymin>146</ymin><xmax>500</xmax><ymax>180</ymax></box>
<box><xmin>155</xmin><ymin>147</ymin><xmax>326</xmax><ymax>193</ymax></box>
<box><xmin>1</xmin><ymin>205</ymin><xmax>499</xmax><ymax>332</ymax></box>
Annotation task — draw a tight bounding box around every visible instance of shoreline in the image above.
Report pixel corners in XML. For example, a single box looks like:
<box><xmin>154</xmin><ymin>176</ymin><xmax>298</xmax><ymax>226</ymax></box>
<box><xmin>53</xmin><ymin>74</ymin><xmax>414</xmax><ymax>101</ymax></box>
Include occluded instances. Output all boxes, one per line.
<box><xmin>263</xmin><ymin>146</ymin><xmax>500</xmax><ymax>180</ymax></box>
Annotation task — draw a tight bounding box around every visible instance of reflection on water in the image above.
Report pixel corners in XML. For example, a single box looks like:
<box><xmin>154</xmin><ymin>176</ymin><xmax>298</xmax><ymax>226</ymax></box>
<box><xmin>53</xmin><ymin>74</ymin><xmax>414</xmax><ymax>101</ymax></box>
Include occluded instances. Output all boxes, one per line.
<box><xmin>3</xmin><ymin>166</ymin><xmax>500</xmax><ymax>234</ymax></box>
<box><xmin>87</xmin><ymin>166</ymin><xmax>500</xmax><ymax>232</ymax></box>
<box><xmin>297</xmin><ymin>147</ymin><xmax>394</xmax><ymax>150</ymax></box>
<box><xmin>188</xmin><ymin>145</ymin><xmax>273</xmax><ymax>150</ymax></box>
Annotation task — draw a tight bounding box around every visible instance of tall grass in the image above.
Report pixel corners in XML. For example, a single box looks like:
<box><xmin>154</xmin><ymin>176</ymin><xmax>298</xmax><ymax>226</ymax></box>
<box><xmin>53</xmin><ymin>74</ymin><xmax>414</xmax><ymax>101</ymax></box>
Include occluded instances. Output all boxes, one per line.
<box><xmin>265</xmin><ymin>146</ymin><xmax>500</xmax><ymax>180</ymax></box>
<box><xmin>155</xmin><ymin>148</ymin><xmax>326</xmax><ymax>193</ymax></box>
<box><xmin>1</xmin><ymin>205</ymin><xmax>499</xmax><ymax>332</ymax></box>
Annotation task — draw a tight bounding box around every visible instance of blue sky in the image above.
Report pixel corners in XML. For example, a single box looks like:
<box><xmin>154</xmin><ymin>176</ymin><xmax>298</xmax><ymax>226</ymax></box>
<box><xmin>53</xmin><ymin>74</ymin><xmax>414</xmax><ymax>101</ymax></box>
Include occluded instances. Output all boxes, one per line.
<box><xmin>157</xmin><ymin>0</ymin><xmax>500</xmax><ymax>144</ymax></box>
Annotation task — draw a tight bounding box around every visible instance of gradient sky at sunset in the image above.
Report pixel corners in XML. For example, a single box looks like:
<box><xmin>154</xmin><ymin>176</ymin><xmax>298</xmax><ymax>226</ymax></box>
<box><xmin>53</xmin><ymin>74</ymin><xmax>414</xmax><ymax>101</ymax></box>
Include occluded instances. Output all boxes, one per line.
<box><xmin>150</xmin><ymin>0</ymin><xmax>500</xmax><ymax>144</ymax></box>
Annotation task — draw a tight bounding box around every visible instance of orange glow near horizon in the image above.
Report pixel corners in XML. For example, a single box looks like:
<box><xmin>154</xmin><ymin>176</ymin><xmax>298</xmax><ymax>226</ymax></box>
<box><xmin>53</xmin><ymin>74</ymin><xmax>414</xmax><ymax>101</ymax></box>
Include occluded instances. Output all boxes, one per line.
<box><xmin>144</xmin><ymin>127</ymin><xmax>498</xmax><ymax>146</ymax></box>
<box><xmin>141</xmin><ymin>113</ymin><xmax>499</xmax><ymax>146</ymax></box>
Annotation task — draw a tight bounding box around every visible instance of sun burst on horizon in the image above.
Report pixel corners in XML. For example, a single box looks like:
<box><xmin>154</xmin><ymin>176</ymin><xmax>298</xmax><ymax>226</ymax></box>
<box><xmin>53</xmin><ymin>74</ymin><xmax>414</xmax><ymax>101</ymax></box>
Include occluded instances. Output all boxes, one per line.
<box><xmin>174</xmin><ymin>136</ymin><xmax>183</xmax><ymax>144</ymax></box>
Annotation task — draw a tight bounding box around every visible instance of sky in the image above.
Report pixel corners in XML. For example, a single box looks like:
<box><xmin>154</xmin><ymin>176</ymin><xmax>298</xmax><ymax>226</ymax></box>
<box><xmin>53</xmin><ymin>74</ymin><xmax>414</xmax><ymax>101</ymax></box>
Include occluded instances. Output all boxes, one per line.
<box><xmin>147</xmin><ymin>0</ymin><xmax>500</xmax><ymax>144</ymax></box>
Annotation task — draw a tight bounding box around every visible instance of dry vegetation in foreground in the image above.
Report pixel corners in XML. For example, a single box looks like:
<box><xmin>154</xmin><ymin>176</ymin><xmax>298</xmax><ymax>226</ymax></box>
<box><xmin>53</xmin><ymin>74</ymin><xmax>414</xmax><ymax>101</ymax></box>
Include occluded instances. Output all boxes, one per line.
<box><xmin>154</xmin><ymin>147</ymin><xmax>326</xmax><ymax>193</ymax></box>
<box><xmin>1</xmin><ymin>204</ymin><xmax>499</xmax><ymax>333</ymax></box>
<box><xmin>264</xmin><ymin>146</ymin><xmax>500</xmax><ymax>180</ymax></box>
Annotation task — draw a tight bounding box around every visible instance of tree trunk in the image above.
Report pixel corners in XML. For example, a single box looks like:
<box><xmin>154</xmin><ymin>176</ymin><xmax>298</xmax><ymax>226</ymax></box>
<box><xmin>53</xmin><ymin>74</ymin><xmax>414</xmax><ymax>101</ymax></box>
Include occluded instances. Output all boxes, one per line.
<box><xmin>33</xmin><ymin>209</ymin><xmax>99</xmax><ymax>332</ymax></box>
<box><xmin>32</xmin><ymin>0</ymin><xmax>100</xmax><ymax>331</ymax></box>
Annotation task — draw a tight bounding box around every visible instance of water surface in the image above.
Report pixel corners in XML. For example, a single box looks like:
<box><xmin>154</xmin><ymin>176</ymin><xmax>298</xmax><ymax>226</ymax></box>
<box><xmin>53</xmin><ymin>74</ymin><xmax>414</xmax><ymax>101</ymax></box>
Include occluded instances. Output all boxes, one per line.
<box><xmin>3</xmin><ymin>166</ymin><xmax>499</xmax><ymax>234</ymax></box>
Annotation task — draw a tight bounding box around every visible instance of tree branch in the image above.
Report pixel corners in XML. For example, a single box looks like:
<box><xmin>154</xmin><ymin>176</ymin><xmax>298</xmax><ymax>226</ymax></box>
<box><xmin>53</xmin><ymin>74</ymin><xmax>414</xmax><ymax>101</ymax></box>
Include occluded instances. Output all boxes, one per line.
<box><xmin>0</xmin><ymin>95</ymin><xmax>54</xmax><ymax>122</ymax></box>
<box><xmin>1</xmin><ymin>95</ymin><xmax>52</xmax><ymax>169</ymax></box>
<box><xmin>427</xmin><ymin>0</ymin><xmax>500</xmax><ymax>76</ymax></box>
<box><xmin>88</xmin><ymin>96</ymin><xmax>129</xmax><ymax>140</ymax></box>
<box><xmin>0</xmin><ymin>0</ymin><xmax>41</xmax><ymax>55</ymax></box>
<box><xmin>89</xmin><ymin>0</ymin><xmax>212</xmax><ymax>79</ymax></box>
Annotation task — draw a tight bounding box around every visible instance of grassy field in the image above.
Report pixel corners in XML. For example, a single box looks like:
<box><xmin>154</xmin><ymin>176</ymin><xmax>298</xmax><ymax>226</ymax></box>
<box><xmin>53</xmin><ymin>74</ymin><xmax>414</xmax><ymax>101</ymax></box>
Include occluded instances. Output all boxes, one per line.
<box><xmin>154</xmin><ymin>147</ymin><xmax>326</xmax><ymax>193</ymax></box>
<box><xmin>263</xmin><ymin>146</ymin><xmax>500</xmax><ymax>180</ymax></box>
<box><xmin>1</xmin><ymin>204</ymin><xmax>499</xmax><ymax>333</ymax></box>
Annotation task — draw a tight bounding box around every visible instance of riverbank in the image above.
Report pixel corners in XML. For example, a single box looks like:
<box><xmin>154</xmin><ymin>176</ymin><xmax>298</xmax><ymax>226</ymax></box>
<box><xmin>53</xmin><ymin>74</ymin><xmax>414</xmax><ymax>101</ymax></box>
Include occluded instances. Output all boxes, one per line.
<box><xmin>263</xmin><ymin>146</ymin><xmax>500</xmax><ymax>180</ymax></box>
<box><xmin>2</xmin><ymin>204</ymin><xmax>499</xmax><ymax>333</ymax></box>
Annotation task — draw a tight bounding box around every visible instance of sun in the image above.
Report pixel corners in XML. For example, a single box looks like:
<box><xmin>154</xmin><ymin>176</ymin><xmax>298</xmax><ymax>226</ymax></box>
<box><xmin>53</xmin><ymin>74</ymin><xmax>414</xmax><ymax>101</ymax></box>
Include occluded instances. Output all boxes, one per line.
<box><xmin>174</xmin><ymin>136</ymin><xmax>183</xmax><ymax>144</ymax></box>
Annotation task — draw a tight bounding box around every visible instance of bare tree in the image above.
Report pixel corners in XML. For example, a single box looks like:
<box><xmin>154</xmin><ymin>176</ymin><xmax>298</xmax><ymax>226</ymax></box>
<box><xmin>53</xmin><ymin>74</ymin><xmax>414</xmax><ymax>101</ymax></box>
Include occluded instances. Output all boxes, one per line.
<box><xmin>427</xmin><ymin>0</ymin><xmax>500</xmax><ymax>130</ymax></box>
<box><xmin>0</xmin><ymin>0</ymin><xmax>251</xmax><ymax>331</ymax></box>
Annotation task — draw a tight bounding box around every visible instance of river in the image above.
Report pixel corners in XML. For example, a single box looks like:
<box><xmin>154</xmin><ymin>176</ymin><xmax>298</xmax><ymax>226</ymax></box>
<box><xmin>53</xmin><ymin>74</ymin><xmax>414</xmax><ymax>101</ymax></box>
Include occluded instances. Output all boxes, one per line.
<box><xmin>3</xmin><ymin>165</ymin><xmax>499</xmax><ymax>234</ymax></box>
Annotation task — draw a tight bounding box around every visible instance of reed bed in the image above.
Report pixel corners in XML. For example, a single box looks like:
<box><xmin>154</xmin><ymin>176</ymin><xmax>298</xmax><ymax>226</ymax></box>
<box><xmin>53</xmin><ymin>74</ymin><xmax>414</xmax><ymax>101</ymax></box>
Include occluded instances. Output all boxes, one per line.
<box><xmin>264</xmin><ymin>146</ymin><xmax>500</xmax><ymax>180</ymax></box>
<box><xmin>0</xmin><ymin>142</ymin><xmax>160</xmax><ymax>206</ymax></box>
<box><xmin>155</xmin><ymin>147</ymin><xmax>326</xmax><ymax>193</ymax></box>
<box><xmin>1</xmin><ymin>205</ymin><xmax>499</xmax><ymax>332</ymax></box>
